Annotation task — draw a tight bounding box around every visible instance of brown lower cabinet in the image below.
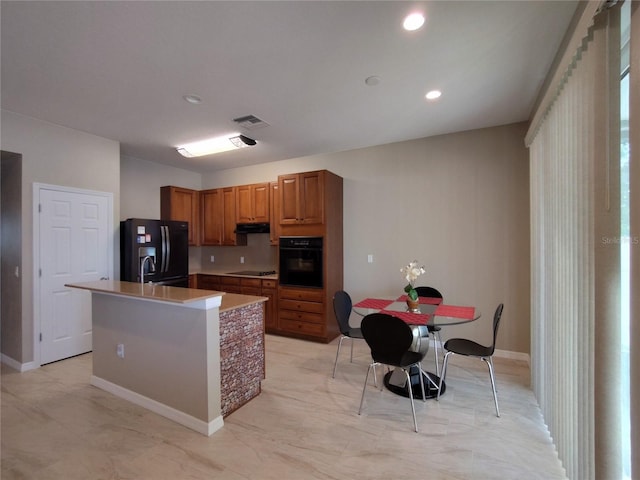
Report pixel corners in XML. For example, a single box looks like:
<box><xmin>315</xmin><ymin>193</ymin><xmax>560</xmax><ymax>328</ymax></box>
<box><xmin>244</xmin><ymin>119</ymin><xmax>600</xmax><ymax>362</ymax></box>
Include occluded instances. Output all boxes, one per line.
<box><xmin>196</xmin><ymin>274</ymin><xmax>276</xmax><ymax>328</ymax></box>
<box><xmin>261</xmin><ymin>279</ymin><xmax>278</xmax><ymax>332</ymax></box>
<box><xmin>276</xmin><ymin>286</ymin><xmax>338</xmax><ymax>343</ymax></box>
<box><xmin>195</xmin><ymin>275</ymin><xmax>338</xmax><ymax>343</ymax></box>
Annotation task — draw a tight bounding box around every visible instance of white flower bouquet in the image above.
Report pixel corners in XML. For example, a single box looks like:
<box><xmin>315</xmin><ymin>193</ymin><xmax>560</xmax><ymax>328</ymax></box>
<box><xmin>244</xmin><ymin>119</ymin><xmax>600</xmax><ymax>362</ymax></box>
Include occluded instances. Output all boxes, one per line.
<box><xmin>401</xmin><ymin>260</ymin><xmax>426</xmax><ymax>301</ymax></box>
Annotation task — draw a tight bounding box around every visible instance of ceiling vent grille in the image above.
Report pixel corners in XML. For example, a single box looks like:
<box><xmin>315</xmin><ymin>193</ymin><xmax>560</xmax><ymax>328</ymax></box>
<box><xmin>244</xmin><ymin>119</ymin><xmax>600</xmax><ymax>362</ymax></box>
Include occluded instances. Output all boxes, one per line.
<box><xmin>233</xmin><ymin>115</ymin><xmax>269</xmax><ymax>130</ymax></box>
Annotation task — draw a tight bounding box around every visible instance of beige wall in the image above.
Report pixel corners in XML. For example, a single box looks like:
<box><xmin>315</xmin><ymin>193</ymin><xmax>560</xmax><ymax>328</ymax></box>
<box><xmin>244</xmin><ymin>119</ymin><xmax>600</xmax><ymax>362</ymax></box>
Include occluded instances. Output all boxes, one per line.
<box><xmin>0</xmin><ymin>110</ymin><xmax>121</xmax><ymax>364</ymax></box>
<box><xmin>120</xmin><ymin>155</ymin><xmax>201</xmax><ymax>220</ymax></box>
<box><xmin>0</xmin><ymin>109</ymin><xmax>532</xmax><ymax>362</ymax></box>
<box><xmin>50</xmin><ymin>120</ymin><xmax>528</xmax><ymax>357</ymax></box>
<box><xmin>199</xmin><ymin>123</ymin><xmax>531</xmax><ymax>354</ymax></box>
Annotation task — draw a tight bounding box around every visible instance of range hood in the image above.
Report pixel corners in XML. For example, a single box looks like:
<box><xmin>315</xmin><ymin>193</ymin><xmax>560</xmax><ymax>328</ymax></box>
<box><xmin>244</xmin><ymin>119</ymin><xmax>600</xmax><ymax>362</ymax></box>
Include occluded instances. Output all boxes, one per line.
<box><xmin>236</xmin><ymin>223</ymin><xmax>270</xmax><ymax>234</ymax></box>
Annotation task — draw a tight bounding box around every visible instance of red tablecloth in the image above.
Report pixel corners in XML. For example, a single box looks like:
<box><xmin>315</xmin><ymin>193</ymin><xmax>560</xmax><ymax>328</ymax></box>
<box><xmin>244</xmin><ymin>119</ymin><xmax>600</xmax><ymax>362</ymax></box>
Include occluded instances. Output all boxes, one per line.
<box><xmin>434</xmin><ymin>304</ymin><xmax>475</xmax><ymax>319</ymax></box>
<box><xmin>380</xmin><ymin>309</ymin><xmax>430</xmax><ymax>326</ymax></box>
<box><xmin>395</xmin><ymin>295</ymin><xmax>442</xmax><ymax>305</ymax></box>
<box><xmin>353</xmin><ymin>298</ymin><xmax>394</xmax><ymax>309</ymax></box>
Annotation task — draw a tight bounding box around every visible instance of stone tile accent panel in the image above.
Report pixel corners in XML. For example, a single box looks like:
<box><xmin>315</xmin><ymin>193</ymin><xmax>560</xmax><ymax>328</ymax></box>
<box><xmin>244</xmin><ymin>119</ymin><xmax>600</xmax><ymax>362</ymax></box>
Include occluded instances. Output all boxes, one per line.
<box><xmin>219</xmin><ymin>302</ymin><xmax>265</xmax><ymax>417</ymax></box>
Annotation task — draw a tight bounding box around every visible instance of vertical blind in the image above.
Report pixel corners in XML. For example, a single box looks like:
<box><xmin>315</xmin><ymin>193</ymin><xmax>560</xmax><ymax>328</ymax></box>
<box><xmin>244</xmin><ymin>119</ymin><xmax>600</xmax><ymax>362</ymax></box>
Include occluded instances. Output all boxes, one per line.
<box><xmin>629</xmin><ymin>2</ymin><xmax>639</xmax><ymax>478</ymax></box>
<box><xmin>526</xmin><ymin>3</ymin><xmax>622</xmax><ymax>479</ymax></box>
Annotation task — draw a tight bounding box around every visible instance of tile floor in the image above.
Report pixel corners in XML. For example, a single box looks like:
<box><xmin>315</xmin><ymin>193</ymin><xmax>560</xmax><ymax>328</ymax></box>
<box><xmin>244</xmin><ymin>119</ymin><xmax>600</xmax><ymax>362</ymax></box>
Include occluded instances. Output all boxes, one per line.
<box><xmin>1</xmin><ymin>334</ymin><xmax>567</xmax><ymax>479</ymax></box>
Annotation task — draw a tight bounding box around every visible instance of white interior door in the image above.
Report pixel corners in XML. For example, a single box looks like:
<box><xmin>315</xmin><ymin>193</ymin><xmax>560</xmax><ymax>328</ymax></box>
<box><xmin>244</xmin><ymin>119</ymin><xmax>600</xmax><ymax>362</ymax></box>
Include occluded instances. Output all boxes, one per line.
<box><xmin>38</xmin><ymin>186</ymin><xmax>112</xmax><ymax>365</ymax></box>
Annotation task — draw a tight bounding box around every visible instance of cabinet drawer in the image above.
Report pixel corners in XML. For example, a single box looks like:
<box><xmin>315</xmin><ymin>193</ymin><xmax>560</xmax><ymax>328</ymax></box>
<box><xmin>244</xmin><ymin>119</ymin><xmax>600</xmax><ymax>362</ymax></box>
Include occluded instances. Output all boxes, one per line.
<box><xmin>241</xmin><ymin>287</ymin><xmax>262</xmax><ymax>296</ymax></box>
<box><xmin>279</xmin><ymin>287</ymin><xmax>324</xmax><ymax>302</ymax></box>
<box><xmin>240</xmin><ymin>278</ymin><xmax>261</xmax><ymax>288</ymax></box>
<box><xmin>198</xmin><ymin>275</ymin><xmax>221</xmax><ymax>290</ymax></box>
<box><xmin>279</xmin><ymin>298</ymin><xmax>324</xmax><ymax>314</ymax></box>
<box><xmin>261</xmin><ymin>279</ymin><xmax>277</xmax><ymax>289</ymax></box>
<box><xmin>279</xmin><ymin>309</ymin><xmax>324</xmax><ymax>324</ymax></box>
<box><xmin>221</xmin><ymin>277</ymin><xmax>241</xmax><ymax>285</ymax></box>
<box><xmin>278</xmin><ymin>317</ymin><xmax>325</xmax><ymax>336</ymax></box>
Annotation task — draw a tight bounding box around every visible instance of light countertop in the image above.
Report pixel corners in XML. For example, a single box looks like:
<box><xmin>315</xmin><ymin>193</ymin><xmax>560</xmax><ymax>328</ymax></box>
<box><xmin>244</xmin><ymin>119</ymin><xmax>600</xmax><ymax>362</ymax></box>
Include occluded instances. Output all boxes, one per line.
<box><xmin>193</xmin><ymin>269</ymin><xmax>278</xmax><ymax>280</ymax></box>
<box><xmin>66</xmin><ymin>280</ymin><xmax>223</xmax><ymax>304</ymax></box>
<box><xmin>219</xmin><ymin>293</ymin><xmax>268</xmax><ymax>312</ymax></box>
<box><xmin>66</xmin><ymin>280</ymin><xmax>267</xmax><ymax>311</ymax></box>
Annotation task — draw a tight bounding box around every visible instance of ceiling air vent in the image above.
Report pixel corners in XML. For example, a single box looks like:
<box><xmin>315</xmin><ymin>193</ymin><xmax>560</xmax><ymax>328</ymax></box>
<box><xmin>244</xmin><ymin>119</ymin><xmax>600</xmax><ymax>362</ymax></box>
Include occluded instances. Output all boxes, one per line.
<box><xmin>233</xmin><ymin>115</ymin><xmax>269</xmax><ymax>130</ymax></box>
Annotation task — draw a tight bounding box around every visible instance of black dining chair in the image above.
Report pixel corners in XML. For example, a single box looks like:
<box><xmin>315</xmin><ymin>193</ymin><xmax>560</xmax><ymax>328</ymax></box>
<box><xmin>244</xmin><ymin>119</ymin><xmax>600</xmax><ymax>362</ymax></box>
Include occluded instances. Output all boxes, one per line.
<box><xmin>332</xmin><ymin>290</ymin><xmax>365</xmax><ymax>378</ymax></box>
<box><xmin>358</xmin><ymin>313</ymin><xmax>428</xmax><ymax>432</ymax></box>
<box><xmin>437</xmin><ymin>303</ymin><xmax>504</xmax><ymax>417</ymax></box>
<box><xmin>414</xmin><ymin>286</ymin><xmax>444</xmax><ymax>376</ymax></box>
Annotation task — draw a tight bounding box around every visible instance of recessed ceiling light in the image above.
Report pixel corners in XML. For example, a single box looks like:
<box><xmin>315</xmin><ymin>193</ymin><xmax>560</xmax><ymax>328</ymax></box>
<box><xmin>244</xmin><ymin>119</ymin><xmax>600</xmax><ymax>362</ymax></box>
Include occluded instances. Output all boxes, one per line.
<box><xmin>176</xmin><ymin>133</ymin><xmax>256</xmax><ymax>157</ymax></box>
<box><xmin>183</xmin><ymin>94</ymin><xmax>202</xmax><ymax>105</ymax></box>
<box><xmin>425</xmin><ymin>90</ymin><xmax>442</xmax><ymax>100</ymax></box>
<box><xmin>403</xmin><ymin>12</ymin><xmax>425</xmax><ymax>31</ymax></box>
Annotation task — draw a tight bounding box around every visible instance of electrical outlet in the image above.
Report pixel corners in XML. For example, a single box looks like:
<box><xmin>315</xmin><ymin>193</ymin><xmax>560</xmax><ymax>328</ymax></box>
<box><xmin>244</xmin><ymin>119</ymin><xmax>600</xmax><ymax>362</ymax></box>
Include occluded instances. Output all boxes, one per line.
<box><xmin>116</xmin><ymin>343</ymin><xmax>125</xmax><ymax>358</ymax></box>
<box><xmin>240</xmin><ymin>256</ymin><xmax>245</xmax><ymax>264</ymax></box>
<box><xmin>367</xmin><ymin>254</ymin><xmax>374</xmax><ymax>263</ymax></box>
<box><xmin>210</xmin><ymin>255</ymin><xmax>215</xmax><ymax>263</ymax></box>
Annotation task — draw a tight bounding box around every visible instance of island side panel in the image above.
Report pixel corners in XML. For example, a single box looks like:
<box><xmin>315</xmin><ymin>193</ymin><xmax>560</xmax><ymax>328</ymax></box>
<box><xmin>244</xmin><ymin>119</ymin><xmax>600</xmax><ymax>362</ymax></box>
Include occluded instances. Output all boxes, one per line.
<box><xmin>219</xmin><ymin>302</ymin><xmax>265</xmax><ymax>417</ymax></box>
<box><xmin>91</xmin><ymin>293</ymin><xmax>221</xmax><ymax>423</ymax></box>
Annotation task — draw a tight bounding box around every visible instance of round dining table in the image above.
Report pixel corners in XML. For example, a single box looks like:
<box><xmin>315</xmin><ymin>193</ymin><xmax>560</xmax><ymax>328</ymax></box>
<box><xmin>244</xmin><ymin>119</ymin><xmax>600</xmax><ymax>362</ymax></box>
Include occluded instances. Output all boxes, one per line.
<box><xmin>352</xmin><ymin>296</ymin><xmax>482</xmax><ymax>399</ymax></box>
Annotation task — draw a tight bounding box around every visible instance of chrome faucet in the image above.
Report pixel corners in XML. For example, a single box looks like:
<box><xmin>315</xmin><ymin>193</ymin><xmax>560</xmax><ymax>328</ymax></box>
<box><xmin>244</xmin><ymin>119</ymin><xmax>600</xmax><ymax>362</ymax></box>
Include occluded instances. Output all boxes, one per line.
<box><xmin>140</xmin><ymin>255</ymin><xmax>156</xmax><ymax>284</ymax></box>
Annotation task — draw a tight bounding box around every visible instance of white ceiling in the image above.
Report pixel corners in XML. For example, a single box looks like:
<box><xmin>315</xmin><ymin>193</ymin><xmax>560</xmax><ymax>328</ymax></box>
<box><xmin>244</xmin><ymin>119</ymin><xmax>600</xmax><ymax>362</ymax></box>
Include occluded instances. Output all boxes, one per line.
<box><xmin>1</xmin><ymin>1</ymin><xmax>578</xmax><ymax>173</ymax></box>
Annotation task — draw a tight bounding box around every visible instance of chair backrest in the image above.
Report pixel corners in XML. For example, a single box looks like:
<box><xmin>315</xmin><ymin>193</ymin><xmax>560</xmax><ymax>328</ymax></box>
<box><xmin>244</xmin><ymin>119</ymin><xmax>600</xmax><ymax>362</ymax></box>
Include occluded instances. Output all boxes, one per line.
<box><xmin>490</xmin><ymin>303</ymin><xmax>504</xmax><ymax>355</ymax></box>
<box><xmin>361</xmin><ymin>313</ymin><xmax>424</xmax><ymax>366</ymax></box>
<box><xmin>414</xmin><ymin>286</ymin><xmax>443</xmax><ymax>303</ymax></box>
<box><xmin>333</xmin><ymin>290</ymin><xmax>353</xmax><ymax>334</ymax></box>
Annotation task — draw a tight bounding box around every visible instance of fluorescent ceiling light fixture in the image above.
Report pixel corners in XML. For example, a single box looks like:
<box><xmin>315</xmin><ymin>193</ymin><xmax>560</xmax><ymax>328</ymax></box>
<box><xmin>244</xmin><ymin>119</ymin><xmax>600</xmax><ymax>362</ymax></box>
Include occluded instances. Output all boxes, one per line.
<box><xmin>403</xmin><ymin>12</ymin><xmax>425</xmax><ymax>31</ymax></box>
<box><xmin>176</xmin><ymin>134</ymin><xmax>256</xmax><ymax>158</ymax></box>
<box><xmin>425</xmin><ymin>90</ymin><xmax>442</xmax><ymax>100</ymax></box>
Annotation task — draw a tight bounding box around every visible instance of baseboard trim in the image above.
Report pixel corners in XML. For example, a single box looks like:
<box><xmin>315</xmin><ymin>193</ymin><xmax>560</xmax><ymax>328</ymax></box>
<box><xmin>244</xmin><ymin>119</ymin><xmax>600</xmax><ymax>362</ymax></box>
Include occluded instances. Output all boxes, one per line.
<box><xmin>493</xmin><ymin>348</ymin><xmax>530</xmax><ymax>364</ymax></box>
<box><xmin>429</xmin><ymin>339</ymin><xmax>530</xmax><ymax>365</ymax></box>
<box><xmin>90</xmin><ymin>375</ymin><xmax>224</xmax><ymax>436</ymax></box>
<box><xmin>1</xmin><ymin>354</ymin><xmax>37</xmax><ymax>372</ymax></box>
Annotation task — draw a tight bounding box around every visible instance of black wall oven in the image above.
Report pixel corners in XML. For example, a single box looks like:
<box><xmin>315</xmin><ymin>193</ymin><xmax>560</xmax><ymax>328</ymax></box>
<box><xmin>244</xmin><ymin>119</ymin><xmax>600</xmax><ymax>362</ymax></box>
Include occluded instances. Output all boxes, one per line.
<box><xmin>279</xmin><ymin>236</ymin><xmax>323</xmax><ymax>288</ymax></box>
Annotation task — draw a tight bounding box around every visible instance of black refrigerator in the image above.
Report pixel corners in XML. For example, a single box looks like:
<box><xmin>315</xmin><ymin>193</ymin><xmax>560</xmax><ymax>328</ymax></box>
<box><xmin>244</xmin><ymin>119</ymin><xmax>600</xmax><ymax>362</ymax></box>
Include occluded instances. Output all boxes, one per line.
<box><xmin>120</xmin><ymin>218</ymin><xmax>189</xmax><ymax>287</ymax></box>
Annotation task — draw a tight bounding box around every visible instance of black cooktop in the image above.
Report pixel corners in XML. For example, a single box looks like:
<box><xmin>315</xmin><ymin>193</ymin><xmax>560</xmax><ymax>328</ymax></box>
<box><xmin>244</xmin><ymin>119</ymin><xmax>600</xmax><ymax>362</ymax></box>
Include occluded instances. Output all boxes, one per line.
<box><xmin>227</xmin><ymin>270</ymin><xmax>276</xmax><ymax>277</ymax></box>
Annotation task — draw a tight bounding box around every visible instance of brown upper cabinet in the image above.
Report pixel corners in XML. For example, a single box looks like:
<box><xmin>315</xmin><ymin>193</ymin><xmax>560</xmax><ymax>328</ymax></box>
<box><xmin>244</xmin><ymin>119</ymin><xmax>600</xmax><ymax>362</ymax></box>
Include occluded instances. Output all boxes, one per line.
<box><xmin>160</xmin><ymin>186</ymin><xmax>199</xmax><ymax>246</ymax></box>
<box><xmin>269</xmin><ymin>181</ymin><xmax>280</xmax><ymax>245</ymax></box>
<box><xmin>236</xmin><ymin>183</ymin><xmax>270</xmax><ymax>224</ymax></box>
<box><xmin>200</xmin><ymin>188</ymin><xmax>223</xmax><ymax>246</ymax></box>
<box><xmin>278</xmin><ymin>171</ymin><xmax>324</xmax><ymax>225</ymax></box>
<box><xmin>222</xmin><ymin>187</ymin><xmax>246</xmax><ymax>245</ymax></box>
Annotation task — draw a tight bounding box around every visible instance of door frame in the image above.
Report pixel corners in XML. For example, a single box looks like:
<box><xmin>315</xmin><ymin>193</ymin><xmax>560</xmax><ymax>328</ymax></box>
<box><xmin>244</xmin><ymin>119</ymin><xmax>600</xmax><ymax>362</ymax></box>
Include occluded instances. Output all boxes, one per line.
<box><xmin>32</xmin><ymin>183</ymin><xmax>114</xmax><ymax>367</ymax></box>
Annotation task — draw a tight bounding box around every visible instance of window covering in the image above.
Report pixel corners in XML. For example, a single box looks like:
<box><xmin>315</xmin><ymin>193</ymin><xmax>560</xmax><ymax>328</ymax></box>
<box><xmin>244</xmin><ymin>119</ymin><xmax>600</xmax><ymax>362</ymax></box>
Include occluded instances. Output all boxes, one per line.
<box><xmin>526</xmin><ymin>2</ymin><xmax>623</xmax><ymax>479</ymax></box>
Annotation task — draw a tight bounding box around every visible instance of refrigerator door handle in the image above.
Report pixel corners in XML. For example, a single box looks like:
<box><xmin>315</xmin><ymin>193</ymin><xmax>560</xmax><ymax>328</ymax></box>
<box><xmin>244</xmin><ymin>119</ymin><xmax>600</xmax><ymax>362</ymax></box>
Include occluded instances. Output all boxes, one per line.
<box><xmin>165</xmin><ymin>226</ymin><xmax>171</xmax><ymax>272</ymax></box>
<box><xmin>160</xmin><ymin>226</ymin><xmax>168</xmax><ymax>273</ymax></box>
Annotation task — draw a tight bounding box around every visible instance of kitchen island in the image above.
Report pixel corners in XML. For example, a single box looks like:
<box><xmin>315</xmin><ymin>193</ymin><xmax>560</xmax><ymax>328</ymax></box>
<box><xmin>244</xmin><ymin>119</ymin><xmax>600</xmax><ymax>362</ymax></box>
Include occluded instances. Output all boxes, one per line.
<box><xmin>65</xmin><ymin>280</ymin><xmax>267</xmax><ymax>436</ymax></box>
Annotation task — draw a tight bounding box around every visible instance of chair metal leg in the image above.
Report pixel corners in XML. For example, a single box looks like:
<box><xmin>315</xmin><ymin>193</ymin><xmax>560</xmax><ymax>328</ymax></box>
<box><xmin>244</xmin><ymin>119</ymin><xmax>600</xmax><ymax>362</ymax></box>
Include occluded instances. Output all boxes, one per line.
<box><xmin>403</xmin><ymin>369</ymin><xmax>419</xmax><ymax>432</ymax></box>
<box><xmin>417</xmin><ymin>365</ymin><xmax>427</xmax><ymax>401</ymax></box>
<box><xmin>332</xmin><ymin>335</ymin><xmax>346</xmax><ymax>378</ymax></box>
<box><xmin>425</xmin><ymin>371</ymin><xmax>440</xmax><ymax>390</ymax></box>
<box><xmin>372</xmin><ymin>363</ymin><xmax>379</xmax><ymax>389</ymax></box>
<box><xmin>359</xmin><ymin>363</ymin><xmax>376</xmax><ymax>414</ymax></box>
<box><xmin>433</xmin><ymin>331</ymin><xmax>442</xmax><ymax>376</ymax></box>
<box><xmin>350</xmin><ymin>338</ymin><xmax>354</xmax><ymax>362</ymax></box>
<box><xmin>437</xmin><ymin>351</ymin><xmax>453</xmax><ymax>401</ymax></box>
<box><xmin>483</xmin><ymin>356</ymin><xmax>500</xmax><ymax>417</ymax></box>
